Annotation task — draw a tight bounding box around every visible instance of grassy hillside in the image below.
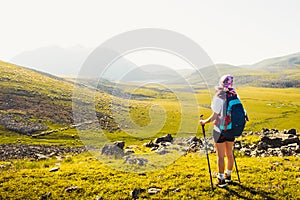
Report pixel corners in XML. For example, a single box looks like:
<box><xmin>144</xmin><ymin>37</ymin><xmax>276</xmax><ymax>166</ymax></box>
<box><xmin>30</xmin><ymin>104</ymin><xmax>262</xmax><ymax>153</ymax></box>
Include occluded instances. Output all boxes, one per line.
<box><xmin>0</xmin><ymin>61</ymin><xmax>117</xmax><ymax>146</ymax></box>
<box><xmin>185</xmin><ymin>52</ymin><xmax>300</xmax><ymax>88</ymax></box>
<box><xmin>1</xmin><ymin>60</ymin><xmax>300</xmax><ymax>146</ymax></box>
<box><xmin>0</xmin><ymin>61</ymin><xmax>300</xmax><ymax>199</ymax></box>
<box><xmin>253</xmin><ymin>52</ymin><xmax>300</xmax><ymax>71</ymax></box>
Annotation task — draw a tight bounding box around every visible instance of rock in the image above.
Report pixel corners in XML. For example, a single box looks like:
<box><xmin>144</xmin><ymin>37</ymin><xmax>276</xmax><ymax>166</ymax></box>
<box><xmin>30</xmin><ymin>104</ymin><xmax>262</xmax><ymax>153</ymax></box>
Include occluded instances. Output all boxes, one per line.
<box><xmin>187</xmin><ymin>142</ymin><xmax>200</xmax><ymax>153</ymax></box>
<box><xmin>101</xmin><ymin>144</ymin><xmax>124</xmax><ymax>158</ymax></box>
<box><xmin>148</xmin><ymin>187</ymin><xmax>161</xmax><ymax>195</ymax></box>
<box><xmin>207</xmin><ymin>143</ymin><xmax>215</xmax><ymax>152</ymax></box>
<box><xmin>40</xmin><ymin>192</ymin><xmax>51</xmax><ymax>200</ymax></box>
<box><xmin>49</xmin><ymin>167</ymin><xmax>59</xmax><ymax>172</ymax></box>
<box><xmin>143</xmin><ymin>140</ymin><xmax>159</xmax><ymax>148</ymax></box>
<box><xmin>287</xmin><ymin>129</ymin><xmax>297</xmax><ymax>135</ymax></box>
<box><xmin>124</xmin><ymin>156</ymin><xmax>148</xmax><ymax>166</ymax></box>
<box><xmin>124</xmin><ymin>149</ymin><xmax>135</xmax><ymax>155</ymax></box>
<box><xmin>185</xmin><ymin>174</ymin><xmax>193</xmax><ymax>178</ymax></box>
<box><xmin>35</xmin><ymin>154</ymin><xmax>48</xmax><ymax>160</ymax></box>
<box><xmin>0</xmin><ymin>144</ymin><xmax>86</xmax><ymax>161</ymax></box>
<box><xmin>161</xmin><ymin>142</ymin><xmax>172</xmax><ymax>147</ymax></box>
<box><xmin>65</xmin><ymin>186</ymin><xmax>79</xmax><ymax>193</ymax></box>
<box><xmin>257</xmin><ymin>142</ymin><xmax>268</xmax><ymax>150</ymax></box>
<box><xmin>131</xmin><ymin>188</ymin><xmax>145</xmax><ymax>199</ymax></box>
<box><xmin>234</xmin><ymin>141</ymin><xmax>242</xmax><ymax>150</ymax></box>
<box><xmin>282</xmin><ymin>136</ymin><xmax>299</xmax><ymax>146</ymax></box>
<box><xmin>49</xmin><ymin>152</ymin><xmax>57</xmax><ymax>157</ymax></box>
<box><xmin>268</xmin><ymin>148</ymin><xmax>280</xmax><ymax>156</ymax></box>
<box><xmin>154</xmin><ymin>134</ymin><xmax>173</xmax><ymax>144</ymax></box>
<box><xmin>156</xmin><ymin>147</ymin><xmax>169</xmax><ymax>155</ymax></box>
<box><xmin>126</xmin><ymin>145</ymin><xmax>138</xmax><ymax>149</ymax></box>
<box><xmin>0</xmin><ymin>113</ymin><xmax>48</xmax><ymax>135</ymax></box>
<box><xmin>262</xmin><ymin>128</ymin><xmax>270</xmax><ymax>134</ymax></box>
<box><xmin>250</xmin><ymin>150</ymin><xmax>258</xmax><ymax>157</ymax></box>
<box><xmin>150</xmin><ymin>147</ymin><xmax>158</xmax><ymax>151</ymax></box>
<box><xmin>261</xmin><ymin>153</ymin><xmax>267</xmax><ymax>157</ymax></box>
<box><xmin>240</xmin><ymin>148</ymin><xmax>251</xmax><ymax>156</ymax></box>
<box><xmin>272</xmin><ymin>162</ymin><xmax>282</xmax><ymax>166</ymax></box>
<box><xmin>261</xmin><ymin>136</ymin><xmax>282</xmax><ymax>148</ymax></box>
<box><xmin>113</xmin><ymin>141</ymin><xmax>125</xmax><ymax>150</ymax></box>
<box><xmin>271</xmin><ymin>129</ymin><xmax>279</xmax><ymax>134</ymax></box>
<box><xmin>173</xmin><ymin>188</ymin><xmax>181</xmax><ymax>193</ymax></box>
<box><xmin>287</xmin><ymin>143</ymin><xmax>298</xmax><ymax>149</ymax></box>
<box><xmin>185</xmin><ymin>136</ymin><xmax>201</xmax><ymax>145</ymax></box>
<box><xmin>249</xmin><ymin>144</ymin><xmax>257</xmax><ymax>150</ymax></box>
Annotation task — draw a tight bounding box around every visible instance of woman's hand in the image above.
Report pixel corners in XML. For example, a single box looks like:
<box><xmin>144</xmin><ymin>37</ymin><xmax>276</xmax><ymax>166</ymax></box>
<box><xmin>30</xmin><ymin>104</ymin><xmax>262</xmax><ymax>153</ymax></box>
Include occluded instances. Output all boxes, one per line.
<box><xmin>199</xmin><ymin>112</ymin><xmax>218</xmax><ymax>126</ymax></box>
<box><xmin>199</xmin><ymin>119</ymin><xmax>206</xmax><ymax>126</ymax></box>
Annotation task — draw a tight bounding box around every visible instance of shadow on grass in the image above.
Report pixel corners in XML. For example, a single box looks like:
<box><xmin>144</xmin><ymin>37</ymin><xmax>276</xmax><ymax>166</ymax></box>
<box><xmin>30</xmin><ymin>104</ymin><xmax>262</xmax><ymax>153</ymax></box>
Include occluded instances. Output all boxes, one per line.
<box><xmin>223</xmin><ymin>182</ymin><xmax>275</xmax><ymax>200</ymax></box>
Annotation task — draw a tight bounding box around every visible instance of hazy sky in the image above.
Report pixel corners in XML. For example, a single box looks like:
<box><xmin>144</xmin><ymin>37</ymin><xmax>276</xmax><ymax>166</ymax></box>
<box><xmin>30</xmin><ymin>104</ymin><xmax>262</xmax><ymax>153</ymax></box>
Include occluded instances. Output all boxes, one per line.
<box><xmin>0</xmin><ymin>0</ymin><xmax>300</xmax><ymax>66</ymax></box>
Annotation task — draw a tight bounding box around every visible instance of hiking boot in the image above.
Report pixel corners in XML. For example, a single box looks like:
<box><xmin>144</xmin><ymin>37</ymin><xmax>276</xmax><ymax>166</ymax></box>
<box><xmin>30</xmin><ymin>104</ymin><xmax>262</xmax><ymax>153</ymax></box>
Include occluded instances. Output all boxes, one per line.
<box><xmin>215</xmin><ymin>178</ymin><xmax>227</xmax><ymax>188</ymax></box>
<box><xmin>225</xmin><ymin>173</ymin><xmax>232</xmax><ymax>183</ymax></box>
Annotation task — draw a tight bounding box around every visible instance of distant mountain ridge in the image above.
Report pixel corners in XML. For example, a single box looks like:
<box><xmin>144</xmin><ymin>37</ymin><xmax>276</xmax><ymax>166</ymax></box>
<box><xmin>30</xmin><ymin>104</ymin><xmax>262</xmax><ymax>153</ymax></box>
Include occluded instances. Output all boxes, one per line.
<box><xmin>251</xmin><ymin>52</ymin><xmax>300</xmax><ymax>71</ymax></box>
<box><xmin>9</xmin><ymin>46</ymin><xmax>300</xmax><ymax>87</ymax></box>
<box><xmin>10</xmin><ymin>45</ymin><xmax>93</xmax><ymax>75</ymax></box>
<box><xmin>185</xmin><ymin>52</ymin><xmax>300</xmax><ymax>88</ymax></box>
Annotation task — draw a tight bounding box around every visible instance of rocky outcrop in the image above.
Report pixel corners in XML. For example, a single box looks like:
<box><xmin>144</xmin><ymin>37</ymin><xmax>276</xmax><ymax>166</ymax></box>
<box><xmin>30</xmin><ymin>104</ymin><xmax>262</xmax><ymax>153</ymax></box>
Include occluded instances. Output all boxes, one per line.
<box><xmin>237</xmin><ymin>128</ymin><xmax>299</xmax><ymax>157</ymax></box>
<box><xmin>101</xmin><ymin>141</ymin><xmax>149</xmax><ymax>166</ymax></box>
<box><xmin>0</xmin><ymin>144</ymin><xmax>86</xmax><ymax>161</ymax></box>
<box><xmin>0</xmin><ymin>113</ymin><xmax>48</xmax><ymax>135</ymax></box>
<box><xmin>143</xmin><ymin>134</ymin><xmax>206</xmax><ymax>154</ymax></box>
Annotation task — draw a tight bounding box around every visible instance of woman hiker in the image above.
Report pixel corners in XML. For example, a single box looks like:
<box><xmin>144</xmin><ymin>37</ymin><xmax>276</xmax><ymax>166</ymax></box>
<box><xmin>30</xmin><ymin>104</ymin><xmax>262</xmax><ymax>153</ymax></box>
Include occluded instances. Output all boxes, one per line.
<box><xmin>199</xmin><ymin>75</ymin><xmax>246</xmax><ymax>188</ymax></box>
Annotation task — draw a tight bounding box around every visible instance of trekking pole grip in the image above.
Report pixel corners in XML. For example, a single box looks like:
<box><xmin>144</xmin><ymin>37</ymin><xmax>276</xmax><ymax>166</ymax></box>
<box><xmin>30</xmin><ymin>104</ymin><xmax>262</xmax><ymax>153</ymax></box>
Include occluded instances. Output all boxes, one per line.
<box><xmin>200</xmin><ymin>114</ymin><xmax>205</xmax><ymax>134</ymax></box>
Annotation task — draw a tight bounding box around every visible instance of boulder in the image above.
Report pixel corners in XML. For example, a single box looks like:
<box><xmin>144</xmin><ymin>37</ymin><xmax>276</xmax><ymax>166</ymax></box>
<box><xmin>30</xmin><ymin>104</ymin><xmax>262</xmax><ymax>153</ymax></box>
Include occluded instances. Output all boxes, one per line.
<box><xmin>282</xmin><ymin>136</ymin><xmax>299</xmax><ymax>146</ymax></box>
<box><xmin>287</xmin><ymin>129</ymin><xmax>297</xmax><ymax>135</ymax></box>
<box><xmin>101</xmin><ymin>144</ymin><xmax>124</xmax><ymax>158</ymax></box>
<box><xmin>154</xmin><ymin>134</ymin><xmax>173</xmax><ymax>144</ymax></box>
<box><xmin>113</xmin><ymin>141</ymin><xmax>125</xmax><ymax>150</ymax></box>
<box><xmin>260</xmin><ymin>136</ymin><xmax>282</xmax><ymax>148</ymax></box>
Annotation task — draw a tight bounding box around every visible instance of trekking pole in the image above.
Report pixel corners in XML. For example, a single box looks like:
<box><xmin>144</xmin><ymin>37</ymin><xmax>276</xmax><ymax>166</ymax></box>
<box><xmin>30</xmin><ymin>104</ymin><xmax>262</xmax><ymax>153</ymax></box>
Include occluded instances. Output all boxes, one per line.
<box><xmin>200</xmin><ymin>115</ymin><xmax>214</xmax><ymax>191</ymax></box>
<box><xmin>233</xmin><ymin>144</ymin><xmax>241</xmax><ymax>183</ymax></box>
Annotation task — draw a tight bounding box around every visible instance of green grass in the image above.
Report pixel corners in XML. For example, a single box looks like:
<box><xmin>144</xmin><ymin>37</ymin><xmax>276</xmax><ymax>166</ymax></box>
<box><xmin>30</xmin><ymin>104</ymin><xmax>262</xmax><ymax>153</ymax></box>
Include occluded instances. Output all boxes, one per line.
<box><xmin>1</xmin><ymin>86</ymin><xmax>299</xmax><ymax>146</ymax></box>
<box><xmin>0</xmin><ymin>125</ymin><xmax>83</xmax><ymax>146</ymax></box>
<box><xmin>237</xmin><ymin>87</ymin><xmax>300</xmax><ymax>132</ymax></box>
<box><xmin>0</xmin><ymin>152</ymin><xmax>299</xmax><ymax>199</ymax></box>
<box><xmin>1</xmin><ymin>61</ymin><xmax>300</xmax><ymax>199</ymax></box>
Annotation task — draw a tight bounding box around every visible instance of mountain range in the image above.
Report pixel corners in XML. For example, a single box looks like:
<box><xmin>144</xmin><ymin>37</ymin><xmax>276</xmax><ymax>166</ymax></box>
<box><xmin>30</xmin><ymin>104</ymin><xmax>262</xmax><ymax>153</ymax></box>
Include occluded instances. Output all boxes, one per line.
<box><xmin>9</xmin><ymin>46</ymin><xmax>300</xmax><ymax>87</ymax></box>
